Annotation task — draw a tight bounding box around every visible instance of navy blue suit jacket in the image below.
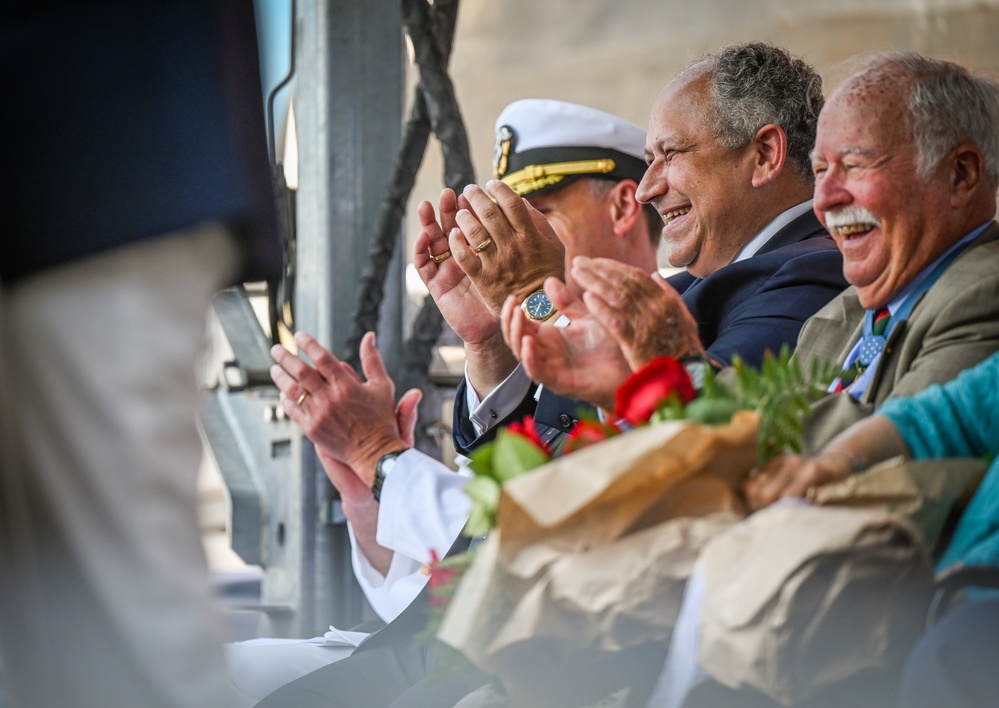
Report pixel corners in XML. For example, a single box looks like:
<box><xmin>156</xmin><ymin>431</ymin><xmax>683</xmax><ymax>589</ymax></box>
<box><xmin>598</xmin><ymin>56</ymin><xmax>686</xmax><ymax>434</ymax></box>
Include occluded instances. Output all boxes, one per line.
<box><xmin>453</xmin><ymin>209</ymin><xmax>848</xmax><ymax>454</ymax></box>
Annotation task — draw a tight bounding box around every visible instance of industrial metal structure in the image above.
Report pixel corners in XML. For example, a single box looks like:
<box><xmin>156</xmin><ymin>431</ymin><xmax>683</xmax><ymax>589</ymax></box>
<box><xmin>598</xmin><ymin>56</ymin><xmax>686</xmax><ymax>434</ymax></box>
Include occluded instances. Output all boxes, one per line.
<box><xmin>200</xmin><ymin>0</ymin><xmax>470</xmax><ymax>637</ymax></box>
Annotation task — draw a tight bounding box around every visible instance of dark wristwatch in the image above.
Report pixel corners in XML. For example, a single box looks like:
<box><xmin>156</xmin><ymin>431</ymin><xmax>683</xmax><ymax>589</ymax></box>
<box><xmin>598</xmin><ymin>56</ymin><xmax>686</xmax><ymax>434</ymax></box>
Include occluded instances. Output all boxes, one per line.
<box><xmin>521</xmin><ymin>290</ymin><xmax>557</xmax><ymax>322</ymax></box>
<box><xmin>372</xmin><ymin>449</ymin><xmax>407</xmax><ymax>502</ymax></box>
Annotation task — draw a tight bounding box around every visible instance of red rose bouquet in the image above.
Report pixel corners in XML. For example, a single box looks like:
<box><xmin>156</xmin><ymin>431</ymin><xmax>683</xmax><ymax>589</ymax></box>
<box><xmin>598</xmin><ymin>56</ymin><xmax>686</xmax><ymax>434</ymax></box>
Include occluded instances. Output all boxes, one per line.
<box><xmin>426</xmin><ymin>347</ymin><xmax>837</xmax><ymax>657</ymax></box>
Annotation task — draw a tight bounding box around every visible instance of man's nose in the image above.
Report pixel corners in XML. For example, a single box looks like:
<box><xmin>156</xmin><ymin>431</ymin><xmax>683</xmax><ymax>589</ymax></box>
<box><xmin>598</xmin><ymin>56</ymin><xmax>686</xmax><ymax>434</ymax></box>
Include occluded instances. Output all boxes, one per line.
<box><xmin>812</xmin><ymin>167</ymin><xmax>851</xmax><ymax>214</ymax></box>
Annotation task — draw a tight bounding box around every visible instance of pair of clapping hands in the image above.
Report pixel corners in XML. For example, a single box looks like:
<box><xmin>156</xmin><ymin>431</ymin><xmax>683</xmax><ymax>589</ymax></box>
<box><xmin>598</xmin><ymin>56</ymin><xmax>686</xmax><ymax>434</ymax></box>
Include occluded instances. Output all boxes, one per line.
<box><xmin>414</xmin><ymin>180</ymin><xmax>705</xmax><ymax>411</ymax></box>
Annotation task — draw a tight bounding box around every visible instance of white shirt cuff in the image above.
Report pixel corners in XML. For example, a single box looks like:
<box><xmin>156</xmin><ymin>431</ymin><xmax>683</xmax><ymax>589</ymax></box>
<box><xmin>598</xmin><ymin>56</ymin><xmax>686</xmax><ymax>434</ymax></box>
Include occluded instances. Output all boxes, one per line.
<box><xmin>348</xmin><ymin>523</ymin><xmax>428</xmax><ymax>623</ymax></box>
<box><xmin>348</xmin><ymin>450</ymin><xmax>473</xmax><ymax>622</ymax></box>
<box><xmin>376</xmin><ymin>450</ymin><xmax>472</xmax><ymax>563</ymax></box>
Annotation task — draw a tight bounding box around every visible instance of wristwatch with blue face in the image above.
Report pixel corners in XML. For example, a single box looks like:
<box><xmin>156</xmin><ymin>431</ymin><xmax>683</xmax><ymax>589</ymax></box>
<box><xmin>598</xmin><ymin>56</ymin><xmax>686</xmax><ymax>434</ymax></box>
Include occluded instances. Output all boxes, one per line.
<box><xmin>521</xmin><ymin>290</ymin><xmax>557</xmax><ymax>322</ymax></box>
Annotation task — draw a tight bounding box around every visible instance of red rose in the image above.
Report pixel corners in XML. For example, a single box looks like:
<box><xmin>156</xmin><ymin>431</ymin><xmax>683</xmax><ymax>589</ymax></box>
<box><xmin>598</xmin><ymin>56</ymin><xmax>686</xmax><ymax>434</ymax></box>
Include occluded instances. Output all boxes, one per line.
<box><xmin>425</xmin><ymin>549</ymin><xmax>458</xmax><ymax>607</ymax></box>
<box><xmin>507</xmin><ymin>415</ymin><xmax>547</xmax><ymax>451</ymax></box>
<box><xmin>614</xmin><ymin>356</ymin><xmax>696</xmax><ymax>425</ymax></box>
<box><xmin>563</xmin><ymin>418</ymin><xmax>621</xmax><ymax>454</ymax></box>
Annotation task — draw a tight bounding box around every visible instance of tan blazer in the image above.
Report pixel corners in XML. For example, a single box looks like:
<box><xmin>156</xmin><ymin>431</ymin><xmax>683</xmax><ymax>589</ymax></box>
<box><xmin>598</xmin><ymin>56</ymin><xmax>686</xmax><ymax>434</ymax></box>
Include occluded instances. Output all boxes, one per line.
<box><xmin>798</xmin><ymin>222</ymin><xmax>999</xmax><ymax>453</ymax></box>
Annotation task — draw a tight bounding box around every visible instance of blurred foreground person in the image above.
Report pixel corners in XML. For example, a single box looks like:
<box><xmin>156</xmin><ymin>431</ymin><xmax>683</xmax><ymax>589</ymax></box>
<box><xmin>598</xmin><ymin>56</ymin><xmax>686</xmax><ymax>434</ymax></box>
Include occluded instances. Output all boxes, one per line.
<box><xmin>0</xmin><ymin>2</ymin><xmax>280</xmax><ymax>706</ymax></box>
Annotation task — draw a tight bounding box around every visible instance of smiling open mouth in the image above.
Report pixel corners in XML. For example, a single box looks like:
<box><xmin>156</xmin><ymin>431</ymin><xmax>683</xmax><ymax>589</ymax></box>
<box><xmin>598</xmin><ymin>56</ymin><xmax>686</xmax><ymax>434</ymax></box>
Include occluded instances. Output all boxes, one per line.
<box><xmin>823</xmin><ymin>206</ymin><xmax>881</xmax><ymax>239</ymax></box>
<box><xmin>832</xmin><ymin>223</ymin><xmax>875</xmax><ymax>237</ymax></box>
<box><xmin>664</xmin><ymin>206</ymin><xmax>691</xmax><ymax>224</ymax></box>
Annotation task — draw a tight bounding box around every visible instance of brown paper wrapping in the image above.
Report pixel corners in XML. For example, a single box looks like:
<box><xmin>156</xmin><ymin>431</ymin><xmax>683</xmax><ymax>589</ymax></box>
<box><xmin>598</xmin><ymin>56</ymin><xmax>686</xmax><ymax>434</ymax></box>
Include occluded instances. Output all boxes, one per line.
<box><xmin>694</xmin><ymin>458</ymin><xmax>986</xmax><ymax>705</ymax></box>
<box><xmin>437</xmin><ymin>414</ymin><xmax>759</xmax><ymax>673</ymax></box>
<box><xmin>810</xmin><ymin>456</ymin><xmax>987</xmax><ymax>550</ymax></box>
<box><xmin>698</xmin><ymin>504</ymin><xmax>935</xmax><ymax>706</ymax></box>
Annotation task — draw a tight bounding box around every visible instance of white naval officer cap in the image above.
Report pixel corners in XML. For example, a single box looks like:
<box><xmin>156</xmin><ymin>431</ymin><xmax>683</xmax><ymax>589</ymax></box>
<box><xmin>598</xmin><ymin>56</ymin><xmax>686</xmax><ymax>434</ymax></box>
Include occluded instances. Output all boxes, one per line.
<box><xmin>492</xmin><ymin>99</ymin><xmax>648</xmax><ymax>197</ymax></box>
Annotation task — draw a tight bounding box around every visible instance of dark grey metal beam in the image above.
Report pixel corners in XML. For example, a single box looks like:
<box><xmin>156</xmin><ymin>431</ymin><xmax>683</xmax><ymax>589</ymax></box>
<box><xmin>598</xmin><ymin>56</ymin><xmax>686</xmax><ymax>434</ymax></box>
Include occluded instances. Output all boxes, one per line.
<box><xmin>276</xmin><ymin>0</ymin><xmax>405</xmax><ymax>636</ymax></box>
<box><xmin>201</xmin><ymin>0</ymin><xmax>406</xmax><ymax>638</ymax></box>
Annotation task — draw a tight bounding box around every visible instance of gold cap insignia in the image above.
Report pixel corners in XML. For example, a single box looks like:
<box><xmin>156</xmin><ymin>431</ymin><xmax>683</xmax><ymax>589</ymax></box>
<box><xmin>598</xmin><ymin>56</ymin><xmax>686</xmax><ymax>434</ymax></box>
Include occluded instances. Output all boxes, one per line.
<box><xmin>493</xmin><ymin>125</ymin><xmax>514</xmax><ymax>178</ymax></box>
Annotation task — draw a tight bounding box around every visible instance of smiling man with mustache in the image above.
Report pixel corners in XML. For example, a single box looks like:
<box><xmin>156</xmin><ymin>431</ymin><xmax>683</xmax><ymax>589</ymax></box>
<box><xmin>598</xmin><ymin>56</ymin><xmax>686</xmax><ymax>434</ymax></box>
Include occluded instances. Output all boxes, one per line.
<box><xmin>743</xmin><ymin>49</ymin><xmax>999</xmax><ymax>498</ymax></box>
<box><xmin>656</xmin><ymin>51</ymin><xmax>999</xmax><ymax>708</ymax></box>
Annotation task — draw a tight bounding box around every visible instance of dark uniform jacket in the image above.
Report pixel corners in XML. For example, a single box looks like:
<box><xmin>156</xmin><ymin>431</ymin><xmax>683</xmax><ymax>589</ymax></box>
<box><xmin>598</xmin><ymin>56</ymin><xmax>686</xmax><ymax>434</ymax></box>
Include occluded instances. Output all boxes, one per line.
<box><xmin>454</xmin><ymin>209</ymin><xmax>848</xmax><ymax>454</ymax></box>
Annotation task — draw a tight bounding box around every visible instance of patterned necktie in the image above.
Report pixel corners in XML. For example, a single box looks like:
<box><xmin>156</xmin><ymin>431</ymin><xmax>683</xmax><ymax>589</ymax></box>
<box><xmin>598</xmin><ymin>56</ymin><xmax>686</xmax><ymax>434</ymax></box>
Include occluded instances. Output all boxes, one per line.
<box><xmin>835</xmin><ymin>307</ymin><xmax>891</xmax><ymax>392</ymax></box>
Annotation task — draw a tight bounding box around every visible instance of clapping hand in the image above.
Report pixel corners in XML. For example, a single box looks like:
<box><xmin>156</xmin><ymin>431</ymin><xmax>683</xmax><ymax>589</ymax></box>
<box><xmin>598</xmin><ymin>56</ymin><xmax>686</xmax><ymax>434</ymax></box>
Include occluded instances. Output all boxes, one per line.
<box><xmin>500</xmin><ymin>277</ymin><xmax>633</xmax><ymax>411</ymax></box>
<box><xmin>451</xmin><ymin>180</ymin><xmax>565</xmax><ymax>314</ymax></box>
<box><xmin>571</xmin><ymin>256</ymin><xmax>706</xmax><ymax>370</ymax></box>
<box><xmin>270</xmin><ymin>331</ymin><xmax>410</xmax><ymax>486</ymax></box>
<box><xmin>414</xmin><ymin>189</ymin><xmax>499</xmax><ymax>346</ymax></box>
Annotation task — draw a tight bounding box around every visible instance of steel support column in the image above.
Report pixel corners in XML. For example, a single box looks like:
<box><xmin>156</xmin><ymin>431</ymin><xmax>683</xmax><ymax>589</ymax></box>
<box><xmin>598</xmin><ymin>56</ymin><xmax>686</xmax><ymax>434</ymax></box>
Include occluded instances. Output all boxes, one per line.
<box><xmin>275</xmin><ymin>0</ymin><xmax>405</xmax><ymax>635</ymax></box>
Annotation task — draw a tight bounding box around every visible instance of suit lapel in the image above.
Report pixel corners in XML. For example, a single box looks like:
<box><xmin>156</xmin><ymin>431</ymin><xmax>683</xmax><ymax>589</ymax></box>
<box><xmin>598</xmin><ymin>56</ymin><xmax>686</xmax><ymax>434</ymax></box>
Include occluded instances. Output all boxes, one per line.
<box><xmin>755</xmin><ymin>209</ymin><xmax>827</xmax><ymax>256</ymax></box>
<box><xmin>862</xmin><ymin>320</ymin><xmax>906</xmax><ymax>404</ymax></box>
<box><xmin>861</xmin><ymin>222</ymin><xmax>999</xmax><ymax>404</ymax></box>
<box><xmin>666</xmin><ymin>270</ymin><xmax>698</xmax><ymax>295</ymax></box>
<box><xmin>794</xmin><ymin>290</ymin><xmax>864</xmax><ymax>369</ymax></box>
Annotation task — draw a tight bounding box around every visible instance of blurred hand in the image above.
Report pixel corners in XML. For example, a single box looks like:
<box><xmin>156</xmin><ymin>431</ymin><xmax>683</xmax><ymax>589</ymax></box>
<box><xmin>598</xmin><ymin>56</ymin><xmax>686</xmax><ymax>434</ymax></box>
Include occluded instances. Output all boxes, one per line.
<box><xmin>451</xmin><ymin>180</ymin><xmax>565</xmax><ymax>314</ymax></box>
<box><xmin>501</xmin><ymin>277</ymin><xmax>632</xmax><ymax>411</ymax></box>
<box><xmin>742</xmin><ymin>454</ymin><xmax>855</xmax><ymax>511</ymax></box>
<box><xmin>571</xmin><ymin>256</ymin><xmax>705</xmax><ymax>370</ymax></box>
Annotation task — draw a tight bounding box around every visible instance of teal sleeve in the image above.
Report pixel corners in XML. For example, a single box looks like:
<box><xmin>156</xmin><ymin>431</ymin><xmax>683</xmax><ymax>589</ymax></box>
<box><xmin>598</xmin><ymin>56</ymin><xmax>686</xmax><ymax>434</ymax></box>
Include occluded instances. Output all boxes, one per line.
<box><xmin>937</xmin><ymin>456</ymin><xmax>999</xmax><ymax>571</ymax></box>
<box><xmin>878</xmin><ymin>352</ymin><xmax>999</xmax><ymax>461</ymax></box>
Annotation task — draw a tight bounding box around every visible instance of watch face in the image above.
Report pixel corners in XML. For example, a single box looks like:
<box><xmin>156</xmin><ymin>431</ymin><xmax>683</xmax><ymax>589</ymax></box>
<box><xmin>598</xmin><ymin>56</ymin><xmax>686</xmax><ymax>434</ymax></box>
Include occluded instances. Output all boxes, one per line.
<box><xmin>524</xmin><ymin>291</ymin><xmax>554</xmax><ymax>320</ymax></box>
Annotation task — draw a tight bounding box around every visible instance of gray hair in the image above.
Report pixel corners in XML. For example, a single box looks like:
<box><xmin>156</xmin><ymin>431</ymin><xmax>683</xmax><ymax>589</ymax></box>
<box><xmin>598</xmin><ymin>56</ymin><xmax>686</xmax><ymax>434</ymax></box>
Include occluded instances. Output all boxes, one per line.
<box><xmin>681</xmin><ymin>42</ymin><xmax>824</xmax><ymax>183</ymax></box>
<box><xmin>861</xmin><ymin>52</ymin><xmax>999</xmax><ymax>189</ymax></box>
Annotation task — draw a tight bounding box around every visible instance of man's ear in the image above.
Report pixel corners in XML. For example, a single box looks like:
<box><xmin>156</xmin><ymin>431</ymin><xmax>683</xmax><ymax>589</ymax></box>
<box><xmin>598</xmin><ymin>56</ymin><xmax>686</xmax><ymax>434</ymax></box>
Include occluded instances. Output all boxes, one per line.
<box><xmin>608</xmin><ymin>179</ymin><xmax>643</xmax><ymax>236</ymax></box>
<box><xmin>750</xmin><ymin>124</ymin><xmax>788</xmax><ymax>189</ymax></box>
<box><xmin>948</xmin><ymin>144</ymin><xmax>986</xmax><ymax>207</ymax></box>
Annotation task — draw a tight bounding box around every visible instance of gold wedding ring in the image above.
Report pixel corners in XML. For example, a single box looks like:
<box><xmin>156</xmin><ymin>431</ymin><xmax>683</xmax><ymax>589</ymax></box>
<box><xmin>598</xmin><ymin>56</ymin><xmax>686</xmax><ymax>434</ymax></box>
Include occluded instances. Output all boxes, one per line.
<box><xmin>473</xmin><ymin>237</ymin><xmax>493</xmax><ymax>254</ymax></box>
<box><xmin>296</xmin><ymin>391</ymin><xmax>309</xmax><ymax>406</ymax></box>
<box><xmin>431</xmin><ymin>249</ymin><xmax>452</xmax><ymax>264</ymax></box>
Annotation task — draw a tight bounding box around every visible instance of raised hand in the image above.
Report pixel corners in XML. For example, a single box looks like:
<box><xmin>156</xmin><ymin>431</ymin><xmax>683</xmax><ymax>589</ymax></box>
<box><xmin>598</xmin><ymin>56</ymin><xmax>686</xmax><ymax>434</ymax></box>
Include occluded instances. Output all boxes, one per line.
<box><xmin>414</xmin><ymin>189</ymin><xmax>498</xmax><ymax>346</ymax></box>
<box><xmin>451</xmin><ymin>180</ymin><xmax>565</xmax><ymax>314</ymax></box>
<box><xmin>571</xmin><ymin>256</ymin><xmax>705</xmax><ymax>370</ymax></box>
<box><xmin>270</xmin><ymin>330</ymin><xmax>407</xmax><ymax>486</ymax></box>
<box><xmin>415</xmin><ymin>188</ymin><xmax>523</xmax><ymax>397</ymax></box>
<box><xmin>501</xmin><ymin>277</ymin><xmax>633</xmax><ymax>411</ymax></box>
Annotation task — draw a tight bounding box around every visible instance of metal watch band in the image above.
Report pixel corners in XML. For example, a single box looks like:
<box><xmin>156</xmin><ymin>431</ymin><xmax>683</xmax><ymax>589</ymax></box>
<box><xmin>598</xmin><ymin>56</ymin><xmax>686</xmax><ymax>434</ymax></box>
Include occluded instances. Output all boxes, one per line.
<box><xmin>371</xmin><ymin>449</ymin><xmax>407</xmax><ymax>502</ymax></box>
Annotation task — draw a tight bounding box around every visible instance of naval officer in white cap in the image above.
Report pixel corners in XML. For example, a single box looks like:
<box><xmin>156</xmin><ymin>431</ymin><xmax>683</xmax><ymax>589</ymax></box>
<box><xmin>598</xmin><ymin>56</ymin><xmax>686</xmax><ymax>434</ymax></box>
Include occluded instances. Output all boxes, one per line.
<box><xmin>420</xmin><ymin>99</ymin><xmax>663</xmax><ymax>456</ymax></box>
<box><xmin>373</xmin><ymin>99</ymin><xmax>662</xmax><ymax>618</ymax></box>
<box><xmin>234</xmin><ymin>100</ymin><xmax>661</xmax><ymax>705</ymax></box>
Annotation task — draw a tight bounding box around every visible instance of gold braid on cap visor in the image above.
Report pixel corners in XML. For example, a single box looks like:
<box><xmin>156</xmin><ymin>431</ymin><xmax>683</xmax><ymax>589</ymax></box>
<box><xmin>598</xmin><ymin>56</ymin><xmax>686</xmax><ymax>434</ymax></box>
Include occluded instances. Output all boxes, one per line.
<box><xmin>501</xmin><ymin>158</ymin><xmax>617</xmax><ymax>196</ymax></box>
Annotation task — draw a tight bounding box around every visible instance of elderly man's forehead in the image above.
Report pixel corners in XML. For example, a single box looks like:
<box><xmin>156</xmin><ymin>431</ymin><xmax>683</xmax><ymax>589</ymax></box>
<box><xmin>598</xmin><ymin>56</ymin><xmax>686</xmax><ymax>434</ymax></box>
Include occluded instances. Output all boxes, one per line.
<box><xmin>831</xmin><ymin>63</ymin><xmax>912</xmax><ymax>112</ymax></box>
<box><xmin>815</xmin><ymin>71</ymin><xmax>912</xmax><ymax>147</ymax></box>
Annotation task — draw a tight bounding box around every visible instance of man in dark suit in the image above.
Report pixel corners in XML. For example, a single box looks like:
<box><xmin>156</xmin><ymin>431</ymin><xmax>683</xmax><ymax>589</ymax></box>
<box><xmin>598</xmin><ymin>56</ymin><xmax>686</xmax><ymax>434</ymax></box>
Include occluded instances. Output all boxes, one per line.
<box><xmin>453</xmin><ymin>42</ymin><xmax>847</xmax><ymax>451</ymax></box>
<box><xmin>0</xmin><ymin>2</ymin><xmax>280</xmax><ymax>706</ymax></box>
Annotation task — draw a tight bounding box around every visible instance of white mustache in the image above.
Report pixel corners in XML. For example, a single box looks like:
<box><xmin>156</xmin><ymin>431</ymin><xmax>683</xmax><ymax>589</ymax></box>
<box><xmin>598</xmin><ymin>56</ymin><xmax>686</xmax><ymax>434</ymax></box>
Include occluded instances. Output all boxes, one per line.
<box><xmin>823</xmin><ymin>206</ymin><xmax>881</xmax><ymax>230</ymax></box>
